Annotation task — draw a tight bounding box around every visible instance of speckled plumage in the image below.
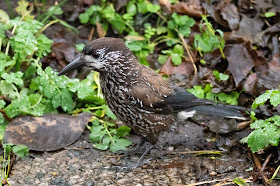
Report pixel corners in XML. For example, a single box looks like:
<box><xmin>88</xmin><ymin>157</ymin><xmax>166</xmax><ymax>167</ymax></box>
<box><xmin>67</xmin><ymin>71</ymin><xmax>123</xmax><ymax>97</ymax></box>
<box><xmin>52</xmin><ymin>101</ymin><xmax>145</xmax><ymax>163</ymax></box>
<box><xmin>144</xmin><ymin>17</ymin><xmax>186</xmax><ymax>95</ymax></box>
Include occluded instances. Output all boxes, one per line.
<box><xmin>59</xmin><ymin>37</ymin><xmax>245</xmax><ymax>146</ymax></box>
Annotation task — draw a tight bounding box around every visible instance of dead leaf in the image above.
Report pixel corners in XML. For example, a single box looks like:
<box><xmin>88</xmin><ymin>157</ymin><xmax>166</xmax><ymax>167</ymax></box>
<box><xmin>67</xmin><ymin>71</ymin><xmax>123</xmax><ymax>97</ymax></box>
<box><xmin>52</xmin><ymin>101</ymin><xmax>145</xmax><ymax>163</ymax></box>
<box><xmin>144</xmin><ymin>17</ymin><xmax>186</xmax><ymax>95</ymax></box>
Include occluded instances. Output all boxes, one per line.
<box><xmin>269</xmin><ymin>54</ymin><xmax>280</xmax><ymax>71</ymax></box>
<box><xmin>51</xmin><ymin>29</ymin><xmax>78</xmax><ymax>63</ymax></box>
<box><xmin>170</xmin><ymin>0</ymin><xmax>203</xmax><ymax>17</ymax></box>
<box><xmin>203</xmin><ymin>0</ymin><xmax>240</xmax><ymax>30</ymax></box>
<box><xmin>4</xmin><ymin>113</ymin><xmax>92</xmax><ymax>151</ymax></box>
<box><xmin>244</xmin><ymin>73</ymin><xmax>258</xmax><ymax>94</ymax></box>
<box><xmin>159</xmin><ymin>56</ymin><xmax>194</xmax><ymax>76</ymax></box>
<box><xmin>224</xmin><ymin>43</ymin><xmax>255</xmax><ymax>86</ymax></box>
<box><xmin>228</xmin><ymin>15</ymin><xmax>264</xmax><ymax>43</ymax></box>
<box><xmin>255</xmin><ymin>23</ymin><xmax>280</xmax><ymax>47</ymax></box>
<box><xmin>219</xmin><ymin>1</ymin><xmax>240</xmax><ymax>30</ymax></box>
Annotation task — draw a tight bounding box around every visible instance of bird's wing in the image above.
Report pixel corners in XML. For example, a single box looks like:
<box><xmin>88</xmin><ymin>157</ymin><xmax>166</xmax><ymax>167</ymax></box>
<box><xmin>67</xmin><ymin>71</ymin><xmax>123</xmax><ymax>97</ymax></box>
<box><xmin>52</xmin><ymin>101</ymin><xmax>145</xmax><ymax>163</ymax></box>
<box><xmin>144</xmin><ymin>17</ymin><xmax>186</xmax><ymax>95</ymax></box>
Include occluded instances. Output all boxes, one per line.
<box><xmin>128</xmin><ymin>63</ymin><xmax>244</xmax><ymax>119</ymax></box>
<box><xmin>129</xmin><ymin>64</ymin><xmax>173</xmax><ymax>114</ymax></box>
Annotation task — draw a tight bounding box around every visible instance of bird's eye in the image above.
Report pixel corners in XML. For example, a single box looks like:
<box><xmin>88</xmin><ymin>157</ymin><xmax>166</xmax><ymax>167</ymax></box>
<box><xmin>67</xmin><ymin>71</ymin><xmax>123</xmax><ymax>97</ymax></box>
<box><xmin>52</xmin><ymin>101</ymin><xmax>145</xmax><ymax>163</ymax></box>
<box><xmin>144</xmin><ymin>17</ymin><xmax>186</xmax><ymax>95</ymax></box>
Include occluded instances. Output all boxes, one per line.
<box><xmin>92</xmin><ymin>53</ymin><xmax>99</xmax><ymax>58</ymax></box>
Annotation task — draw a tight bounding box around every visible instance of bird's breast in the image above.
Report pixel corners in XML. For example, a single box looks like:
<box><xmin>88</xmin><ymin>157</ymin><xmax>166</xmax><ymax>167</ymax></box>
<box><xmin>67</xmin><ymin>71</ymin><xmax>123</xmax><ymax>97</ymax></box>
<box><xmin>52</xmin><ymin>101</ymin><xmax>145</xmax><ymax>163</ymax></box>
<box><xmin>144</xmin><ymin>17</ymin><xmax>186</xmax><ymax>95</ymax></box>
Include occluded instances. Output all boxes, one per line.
<box><xmin>99</xmin><ymin>76</ymin><xmax>173</xmax><ymax>138</ymax></box>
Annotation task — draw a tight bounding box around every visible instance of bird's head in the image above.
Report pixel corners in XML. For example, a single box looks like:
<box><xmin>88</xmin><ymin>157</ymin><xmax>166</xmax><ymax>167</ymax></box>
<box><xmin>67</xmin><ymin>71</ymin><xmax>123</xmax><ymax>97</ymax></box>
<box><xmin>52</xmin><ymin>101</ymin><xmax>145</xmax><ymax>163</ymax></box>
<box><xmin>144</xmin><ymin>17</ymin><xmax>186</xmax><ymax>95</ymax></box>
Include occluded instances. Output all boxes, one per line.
<box><xmin>58</xmin><ymin>37</ymin><xmax>134</xmax><ymax>76</ymax></box>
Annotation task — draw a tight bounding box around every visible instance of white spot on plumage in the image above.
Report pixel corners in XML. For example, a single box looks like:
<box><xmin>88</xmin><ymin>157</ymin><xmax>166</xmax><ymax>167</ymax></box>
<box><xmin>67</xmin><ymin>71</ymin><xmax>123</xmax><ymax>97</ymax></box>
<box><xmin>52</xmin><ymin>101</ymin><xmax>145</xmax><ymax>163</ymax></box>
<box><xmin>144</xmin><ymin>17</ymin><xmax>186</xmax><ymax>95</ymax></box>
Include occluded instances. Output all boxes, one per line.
<box><xmin>177</xmin><ymin>110</ymin><xmax>196</xmax><ymax>120</ymax></box>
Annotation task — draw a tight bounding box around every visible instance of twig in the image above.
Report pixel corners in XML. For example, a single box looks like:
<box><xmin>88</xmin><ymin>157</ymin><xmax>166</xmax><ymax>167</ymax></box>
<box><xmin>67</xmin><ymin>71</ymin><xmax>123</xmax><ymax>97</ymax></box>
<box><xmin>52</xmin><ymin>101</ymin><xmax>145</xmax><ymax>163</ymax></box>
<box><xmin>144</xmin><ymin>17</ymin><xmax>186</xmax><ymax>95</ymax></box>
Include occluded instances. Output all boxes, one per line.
<box><xmin>187</xmin><ymin>178</ymin><xmax>253</xmax><ymax>186</ymax></box>
<box><xmin>106</xmin><ymin>150</ymin><xmax>222</xmax><ymax>159</ymax></box>
<box><xmin>106</xmin><ymin>155</ymin><xmax>126</xmax><ymax>158</ymax></box>
<box><xmin>178</xmin><ymin>33</ymin><xmax>197</xmax><ymax>75</ymax></box>
<box><xmin>252</xmin><ymin>153</ymin><xmax>272</xmax><ymax>185</ymax></box>
<box><xmin>260</xmin><ymin>154</ymin><xmax>272</xmax><ymax>173</ymax></box>
<box><xmin>88</xmin><ymin>27</ymin><xmax>95</xmax><ymax>41</ymax></box>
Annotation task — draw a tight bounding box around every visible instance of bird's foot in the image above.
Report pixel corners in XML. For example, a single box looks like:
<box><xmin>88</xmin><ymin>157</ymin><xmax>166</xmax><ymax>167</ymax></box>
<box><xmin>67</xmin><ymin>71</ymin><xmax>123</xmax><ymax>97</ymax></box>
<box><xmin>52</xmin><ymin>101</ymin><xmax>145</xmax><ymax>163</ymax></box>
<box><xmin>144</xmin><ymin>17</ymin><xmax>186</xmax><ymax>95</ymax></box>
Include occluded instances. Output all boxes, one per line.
<box><xmin>115</xmin><ymin>158</ymin><xmax>153</xmax><ymax>172</ymax></box>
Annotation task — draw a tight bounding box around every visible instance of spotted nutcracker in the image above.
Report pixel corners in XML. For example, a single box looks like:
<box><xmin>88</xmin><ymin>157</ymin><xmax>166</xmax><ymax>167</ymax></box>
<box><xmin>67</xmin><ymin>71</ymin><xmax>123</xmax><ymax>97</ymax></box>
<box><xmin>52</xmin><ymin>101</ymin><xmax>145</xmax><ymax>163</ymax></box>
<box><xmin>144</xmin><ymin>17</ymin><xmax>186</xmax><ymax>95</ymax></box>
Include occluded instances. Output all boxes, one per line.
<box><xmin>58</xmin><ymin>37</ymin><xmax>245</xmax><ymax>165</ymax></box>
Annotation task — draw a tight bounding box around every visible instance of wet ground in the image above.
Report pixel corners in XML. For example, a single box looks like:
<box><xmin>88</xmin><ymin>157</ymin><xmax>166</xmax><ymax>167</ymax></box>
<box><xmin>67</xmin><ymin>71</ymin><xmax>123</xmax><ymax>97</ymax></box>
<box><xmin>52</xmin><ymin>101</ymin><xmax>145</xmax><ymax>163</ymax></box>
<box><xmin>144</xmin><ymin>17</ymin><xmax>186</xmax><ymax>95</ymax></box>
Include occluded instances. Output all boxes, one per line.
<box><xmin>5</xmin><ymin>120</ymin><xmax>263</xmax><ymax>186</ymax></box>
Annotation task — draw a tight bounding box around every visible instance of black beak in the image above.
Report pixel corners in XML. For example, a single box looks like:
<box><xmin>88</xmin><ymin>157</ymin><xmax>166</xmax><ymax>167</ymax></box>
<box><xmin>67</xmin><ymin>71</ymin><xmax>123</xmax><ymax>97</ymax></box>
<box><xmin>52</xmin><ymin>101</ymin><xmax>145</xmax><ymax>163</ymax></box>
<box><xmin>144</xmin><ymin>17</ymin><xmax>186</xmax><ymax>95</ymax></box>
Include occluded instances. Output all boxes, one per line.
<box><xmin>58</xmin><ymin>56</ymin><xmax>86</xmax><ymax>76</ymax></box>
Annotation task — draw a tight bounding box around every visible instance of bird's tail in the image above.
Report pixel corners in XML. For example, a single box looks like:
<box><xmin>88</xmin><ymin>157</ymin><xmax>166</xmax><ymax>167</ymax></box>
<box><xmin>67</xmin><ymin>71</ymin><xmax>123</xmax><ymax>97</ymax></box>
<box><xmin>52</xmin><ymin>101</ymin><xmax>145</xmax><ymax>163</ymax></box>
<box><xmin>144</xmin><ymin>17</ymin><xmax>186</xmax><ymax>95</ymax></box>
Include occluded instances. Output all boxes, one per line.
<box><xmin>178</xmin><ymin>104</ymin><xmax>246</xmax><ymax>120</ymax></box>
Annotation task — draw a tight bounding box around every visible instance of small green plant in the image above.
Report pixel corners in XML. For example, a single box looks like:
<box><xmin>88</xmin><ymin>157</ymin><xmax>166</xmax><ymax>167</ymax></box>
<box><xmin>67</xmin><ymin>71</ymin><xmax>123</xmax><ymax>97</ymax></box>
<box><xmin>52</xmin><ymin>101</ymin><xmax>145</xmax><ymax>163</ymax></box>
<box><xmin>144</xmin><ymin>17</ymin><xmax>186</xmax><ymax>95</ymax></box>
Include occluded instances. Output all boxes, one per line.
<box><xmin>241</xmin><ymin>89</ymin><xmax>280</xmax><ymax>153</ymax></box>
<box><xmin>1</xmin><ymin>143</ymin><xmax>29</xmax><ymax>185</ymax></box>
<box><xmin>270</xmin><ymin>165</ymin><xmax>280</xmax><ymax>180</ymax></box>
<box><xmin>89</xmin><ymin>118</ymin><xmax>132</xmax><ymax>152</ymax></box>
<box><xmin>261</xmin><ymin>12</ymin><xmax>276</xmax><ymax>18</ymax></box>
<box><xmin>167</xmin><ymin>13</ymin><xmax>196</xmax><ymax>38</ymax></box>
<box><xmin>187</xmin><ymin>83</ymin><xmax>240</xmax><ymax>105</ymax></box>
<box><xmin>0</xmin><ymin>0</ymin><xmax>131</xmax><ymax>155</ymax></box>
<box><xmin>251</xmin><ymin>89</ymin><xmax>280</xmax><ymax>109</ymax></box>
<box><xmin>194</xmin><ymin>15</ymin><xmax>225</xmax><ymax>58</ymax></box>
<box><xmin>213</xmin><ymin>70</ymin><xmax>229</xmax><ymax>81</ymax></box>
<box><xmin>79</xmin><ymin>2</ymin><xmax>127</xmax><ymax>34</ymax></box>
<box><xmin>246</xmin><ymin>115</ymin><xmax>280</xmax><ymax>153</ymax></box>
<box><xmin>159</xmin><ymin>44</ymin><xmax>184</xmax><ymax>65</ymax></box>
<box><xmin>232</xmin><ymin>177</ymin><xmax>247</xmax><ymax>186</ymax></box>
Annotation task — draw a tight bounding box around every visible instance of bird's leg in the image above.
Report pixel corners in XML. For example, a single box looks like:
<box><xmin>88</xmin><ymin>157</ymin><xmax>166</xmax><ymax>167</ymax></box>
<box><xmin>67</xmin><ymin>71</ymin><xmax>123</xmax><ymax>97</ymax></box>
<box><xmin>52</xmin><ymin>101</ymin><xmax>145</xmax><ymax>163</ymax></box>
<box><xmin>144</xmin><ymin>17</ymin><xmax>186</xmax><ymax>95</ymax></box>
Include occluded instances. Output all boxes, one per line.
<box><xmin>123</xmin><ymin>137</ymin><xmax>147</xmax><ymax>156</ymax></box>
<box><xmin>120</xmin><ymin>141</ymin><xmax>154</xmax><ymax>171</ymax></box>
<box><xmin>133</xmin><ymin>143</ymin><xmax>154</xmax><ymax>168</ymax></box>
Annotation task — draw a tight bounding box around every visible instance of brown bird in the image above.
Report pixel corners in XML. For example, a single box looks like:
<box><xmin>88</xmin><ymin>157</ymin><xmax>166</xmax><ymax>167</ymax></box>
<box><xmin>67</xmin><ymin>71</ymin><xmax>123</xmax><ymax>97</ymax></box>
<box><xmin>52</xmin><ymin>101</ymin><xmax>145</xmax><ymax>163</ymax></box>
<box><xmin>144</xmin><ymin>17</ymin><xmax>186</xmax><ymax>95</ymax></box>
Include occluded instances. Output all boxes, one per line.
<box><xmin>59</xmin><ymin>37</ymin><xmax>245</xmax><ymax>166</ymax></box>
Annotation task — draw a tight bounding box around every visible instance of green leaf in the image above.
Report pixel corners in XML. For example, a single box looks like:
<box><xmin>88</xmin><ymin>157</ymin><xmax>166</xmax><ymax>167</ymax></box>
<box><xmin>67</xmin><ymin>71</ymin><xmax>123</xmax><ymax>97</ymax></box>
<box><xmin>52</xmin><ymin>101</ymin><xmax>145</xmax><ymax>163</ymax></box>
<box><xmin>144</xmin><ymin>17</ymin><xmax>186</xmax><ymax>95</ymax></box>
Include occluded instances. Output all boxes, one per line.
<box><xmin>253</xmin><ymin>91</ymin><xmax>272</xmax><ymax>108</ymax></box>
<box><xmin>252</xmin><ymin>90</ymin><xmax>280</xmax><ymax>109</ymax></box>
<box><xmin>194</xmin><ymin>34</ymin><xmax>212</xmax><ymax>53</ymax></box>
<box><xmin>173</xmin><ymin>44</ymin><xmax>184</xmax><ymax>55</ymax></box>
<box><xmin>127</xmin><ymin>1</ymin><xmax>137</xmax><ymax>16</ymax></box>
<box><xmin>0</xmin><ymin>119</ymin><xmax>7</xmax><ymax>138</ymax></box>
<box><xmin>79</xmin><ymin>13</ymin><xmax>89</xmax><ymax>24</ymax></box>
<box><xmin>110</xmin><ymin>137</ymin><xmax>132</xmax><ymax>152</ymax></box>
<box><xmin>217</xmin><ymin>93</ymin><xmax>227</xmax><ymax>102</ymax></box>
<box><xmin>89</xmin><ymin>125</ymin><xmax>106</xmax><ymax>143</ymax></box>
<box><xmin>146</xmin><ymin>3</ymin><xmax>160</xmax><ymax>13</ymax></box>
<box><xmin>167</xmin><ymin>20</ymin><xmax>176</xmax><ymax>30</ymax></box>
<box><xmin>187</xmin><ymin>86</ymin><xmax>204</xmax><ymax>99</ymax></box>
<box><xmin>61</xmin><ymin>89</ymin><xmax>74</xmax><ymax>112</ymax></box>
<box><xmin>48</xmin><ymin>6</ymin><xmax>63</xmax><ymax>15</ymax></box>
<box><xmin>247</xmin><ymin>117</ymin><xmax>280</xmax><ymax>153</ymax></box>
<box><xmin>213</xmin><ymin>70</ymin><xmax>220</xmax><ymax>80</ymax></box>
<box><xmin>102</xmin><ymin>105</ymin><xmax>116</xmax><ymax>119</ymax></box>
<box><xmin>158</xmin><ymin>55</ymin><xmax>168</xmax><ymax>64</ymax></box>
<box><xmin>233</xmin><ymin>177</ymin><xmax>246</xmax><ymax>186</ymax></box>
<box><xmin>270</xmin><ymin>92</ymin><xmax>280</xmax><ymax>107</ymax></box>
<box><xmin>178</xmin><ymin>24</ymin><xmax>191</xmax><ymax>37</ymax></box>
<box><xmin>3</xmin><ymin>143</ymin><xmax>12</xmax><ymax>154</ymax></box>
<box><xmin>24</xmin><ymin>63</ymin><xmax>36</xmax><ymax>79</ymax></box>
<box><xmin>87</xmin><ymin>5</ymin><xmax>101</xmax><ymax>16</ymax></box>
<box><xmin>35</xmin><ymin>34</ymin><xmax>53</xmax><ymax>57</ymax></box>
<box><xmin>126</xmin><ymin>41</ymin><xmax>143</xmax><ymax>51</ymax></box>
<box><xmin>0</xmin><ymin>80</ymin><xmax>18</xmax><ymax>99</ymax></box>
<box><xmin>94</xmin><ymin>143</ymin><xmax>109</xmax><ymax>151</ymax></box>
<box><xmin>52</xmin><ymin>94</ymin><xmax>61</xmax><ymax>109</ymax></box>
<box><xmin>15</xmin><ymin>0</ymin><xmax>34</xmax><ymax>19</ymax></box>
<box><xmin>1</xmin><ymin>72</ymin><xmax>24</xmax><ymax>86</ymax></box>
<box><xmin>0</xmin><ymin>9</ymin><xmax>10</xmax><ymax>23</ymax></box>
<box><xmin>213</xmin><ymin>70</ymin><xmax>229</xmax><ymax>81</ymax></box>
<box><xmin>248</xmin><ymin>124</ymin><xmax>280</xmax><ymax>153</ymax></box>
<box><xmin>75</xmin><ymin>43</ymin><xmax>85</xmax><ymax>52</ymax></box>
<box><xmin>44</xmin><ymin>84</ymin><xmax>56</xmax><ymax>98</ymax></box>
<box><xmin>116</xmin><ymin>126</ymin><xmax>131</xmax><ymax>137</ymax></box>
<box><xmin>0</xmin><ymin>100</ymin><xmax>6</xmax><ymax>109</ymax></box>
<box><xmin>110</xmin><ymin>14</ymin><xmax>126</xmax><ymax>33</ymax></box>
<box><xmin>137</xmin><ymin>1</ymin><xmax>148</xmax><ymax>13</ymax></box>
<box><xmin>157</xmin><ymin>26</ymin><xmax>168</xmax><ymax>35</ymax></box>
<box><xmin>171</xmin><ymin>53</ymin><xmax>182</xmax><ymax>65</ymax></box>
<box><xmin>264</xmin><ymin>12</ymin><xmax>276</xmax><ymax>18</ymax></box>
<box><xmin>12</xmin><ymin>145</ymin><xmax>29</xmax><ymax>158</ymax></box>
